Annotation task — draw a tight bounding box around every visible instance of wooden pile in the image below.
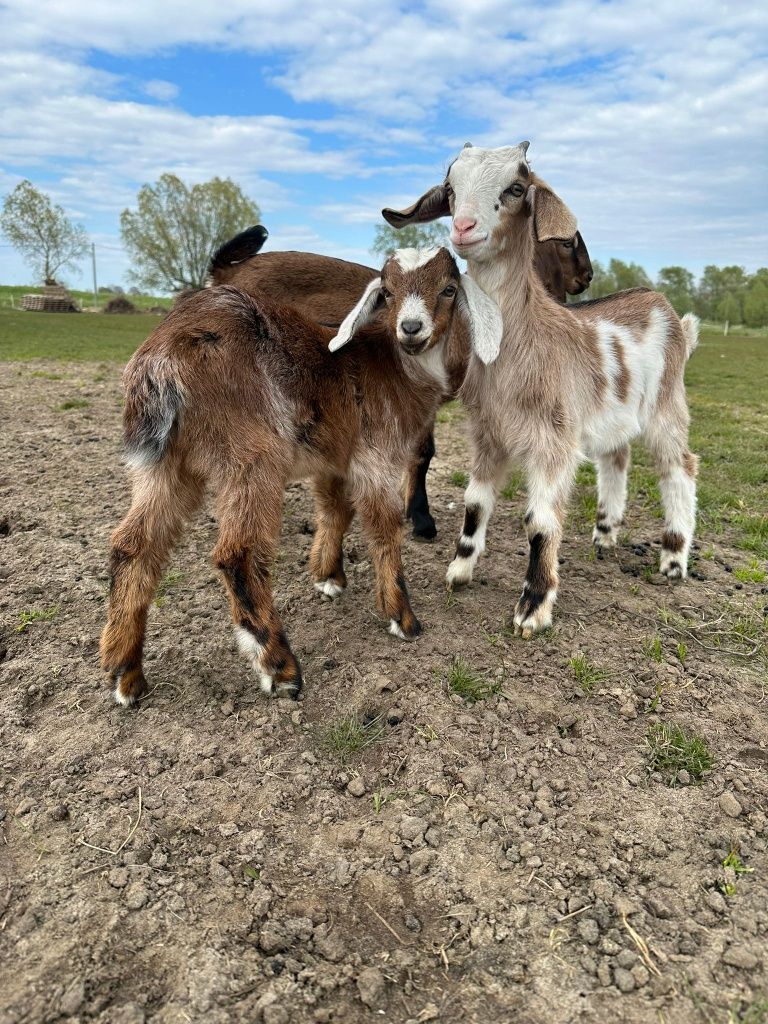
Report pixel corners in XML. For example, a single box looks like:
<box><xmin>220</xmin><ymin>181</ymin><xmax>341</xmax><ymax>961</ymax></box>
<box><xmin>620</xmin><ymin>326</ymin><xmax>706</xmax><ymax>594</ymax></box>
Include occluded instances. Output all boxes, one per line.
<box><xmin>21</xmin><ymin>285</ymin><xmax>79</xmax><ymax>312</ymax></box>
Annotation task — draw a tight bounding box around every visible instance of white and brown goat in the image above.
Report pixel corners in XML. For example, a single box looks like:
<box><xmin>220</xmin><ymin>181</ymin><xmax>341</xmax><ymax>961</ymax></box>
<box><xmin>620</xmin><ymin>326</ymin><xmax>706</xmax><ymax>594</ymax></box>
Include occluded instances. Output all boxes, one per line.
<box><xmin>208</xmin><ymin>225</ymin><xmax>593</xmax><ymax>539</ymax></box>
<box><xmin>383</xmin><ymin>143</ymin><xmax>699</xmax><ymax>636</ymax></box>
<box><xmin>100</xmin><ymin>247</ymin><xmax>501</xmax><ymax>704</ymax></box>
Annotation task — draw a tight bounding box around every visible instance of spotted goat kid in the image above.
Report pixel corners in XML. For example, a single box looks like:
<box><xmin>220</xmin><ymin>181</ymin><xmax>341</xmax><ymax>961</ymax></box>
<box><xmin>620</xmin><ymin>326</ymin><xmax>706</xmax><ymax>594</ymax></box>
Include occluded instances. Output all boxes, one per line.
<box><xmin>100</xmin><ymin>248</ymin><xmax>502</xmax><ymax>705</ymax></box>
<box><xmin>383</xmin><ymin>142</ymin><xmax>700</xmax><ymax>637</ymax></box>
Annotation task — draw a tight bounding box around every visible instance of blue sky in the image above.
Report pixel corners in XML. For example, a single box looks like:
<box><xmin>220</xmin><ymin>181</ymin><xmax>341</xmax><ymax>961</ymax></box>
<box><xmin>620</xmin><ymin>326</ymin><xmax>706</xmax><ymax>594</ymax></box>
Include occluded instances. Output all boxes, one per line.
<box><xmin>1</xmin><ymin>0</ymin><xmax>766</xmax><ymax>291</ymax></box>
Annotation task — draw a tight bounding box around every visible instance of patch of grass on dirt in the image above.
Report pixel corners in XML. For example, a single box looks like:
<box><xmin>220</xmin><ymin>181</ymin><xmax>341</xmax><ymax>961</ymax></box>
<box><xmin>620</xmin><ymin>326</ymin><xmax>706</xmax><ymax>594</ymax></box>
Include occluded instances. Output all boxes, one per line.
<box><xmin>436</xmin><ymin>400</ymin><xmax>462</xmax><ymax>425</ymax></box>
<box><xmin>17</xmin><ymin>606</ymin><xmax>59</xmax><ymax>633</ymax></box>
<box><xmin>730</xmin><ymin>997</ymin><xmax>768</xmax><ymax>1024</ymax></box>
<box><xmin>447</xmin><ymin>656</ymin><xmax>500</xmax><ymax>703</ymax></box>
<box><xmin>568</xmin><ymin>653</ymin><xmax>607</xmax><ymax>695</ymax></box>
<box><xmin>450</xmin><ymin>470</ymin><xmax>469</xmax><ymax>488</ymax></box>
<box><xmin>733</xmin><ymin>558</ymin><xmax>766</xmax><ymax>584</ymax></box>
<box><xmin>643</xmin><ymin>635</ymin><xmax>664</xmax><ymax>663</ymax></box>
<box><xmin>155</xmin><ymin>570</ymin><xmax>184</xmax><ymax>607</ymax></box>
<box><xmin>645</xmin><ymin>723</ymin><xmax>714</xmax><ymax>785</ymax></box>
<box><xmin>59</xmin><ymin>397</ymin><xmax>90</xmax><ymax>411</ymax></box>
<box><xmin>320</xmin><ymin>712</ymin><xmax>384</xmax><ymax>761</ymax></box>
<box><xmin>30</xmin><ymin>370</ymin><xmax>62</xmax><ymax>380</ymax></box>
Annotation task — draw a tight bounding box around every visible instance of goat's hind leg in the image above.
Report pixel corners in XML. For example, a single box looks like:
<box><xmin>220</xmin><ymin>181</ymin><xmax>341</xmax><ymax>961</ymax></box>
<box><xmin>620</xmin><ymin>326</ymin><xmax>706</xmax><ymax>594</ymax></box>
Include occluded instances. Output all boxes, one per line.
<box><xmin>310</xmin><ymin>475</ymin><xmax>354</xmax><ymax>599</ymax></box>
<box><xmin>214</xmin><ymin>468</ymin><xmax>302</xmax><ymax>698</ymax></box>
<box><xmin>592</xmin><ymin>445</ymin><xmax>630</xmax><ymax>551</ymax></box>
<box><xmin>101</xmin><ymin>458</ymin><xmax>204</xmax><ymax>706</ymax></box>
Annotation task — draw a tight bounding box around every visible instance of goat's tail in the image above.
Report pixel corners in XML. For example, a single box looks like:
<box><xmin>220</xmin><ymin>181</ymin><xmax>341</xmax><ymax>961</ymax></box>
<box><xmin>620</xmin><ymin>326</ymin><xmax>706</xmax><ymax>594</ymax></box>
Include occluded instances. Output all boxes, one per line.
<box><xmin>122</xmin><ymin>355</ymin><xmax>185</xmax><ymax>469</ymax></box>
<box><xmin>208</xmin><ymin>224</ymin><xmax>269</xmax><ymax>281</ymax></box>
<box><xmin>680</xmin><ymin>313</ymin><xmax>700</xmax><ymax>359</ymax></box>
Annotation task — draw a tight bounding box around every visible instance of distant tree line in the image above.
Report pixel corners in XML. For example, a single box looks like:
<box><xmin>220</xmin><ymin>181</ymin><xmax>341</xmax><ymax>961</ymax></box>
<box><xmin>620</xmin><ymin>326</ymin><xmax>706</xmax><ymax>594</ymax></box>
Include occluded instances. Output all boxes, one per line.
<box><xmin>581</xmin><ymin>259</ymin><xmax>768</xmax><ymax>328</ymax></box>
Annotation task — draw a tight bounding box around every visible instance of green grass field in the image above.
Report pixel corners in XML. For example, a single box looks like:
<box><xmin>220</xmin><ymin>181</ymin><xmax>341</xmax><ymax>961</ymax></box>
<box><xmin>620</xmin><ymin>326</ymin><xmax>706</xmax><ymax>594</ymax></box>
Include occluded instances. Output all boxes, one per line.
<box><xmin>1</xmin><ymin>310</ymin><xmax>765</xmax><ymax>559</ymax></box>
<box><xmin>0</xmin><ymin>283</ymin><xmax>172</xmax><ymax>311</ymax></box>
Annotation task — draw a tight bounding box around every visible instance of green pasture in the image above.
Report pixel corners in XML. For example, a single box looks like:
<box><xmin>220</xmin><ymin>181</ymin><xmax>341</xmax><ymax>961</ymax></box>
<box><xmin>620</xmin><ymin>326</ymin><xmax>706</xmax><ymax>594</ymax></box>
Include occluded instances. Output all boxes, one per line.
<box><xmin>0</xmin><ymin>308</ymin><xmax>765</xmax><ymax>559</ymax></box>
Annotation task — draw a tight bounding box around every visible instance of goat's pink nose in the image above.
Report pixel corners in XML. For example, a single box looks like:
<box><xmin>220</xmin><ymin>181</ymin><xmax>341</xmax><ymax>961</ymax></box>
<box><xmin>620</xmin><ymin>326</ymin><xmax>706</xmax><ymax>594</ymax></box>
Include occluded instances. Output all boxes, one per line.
<box><xmin>453</xmin><ymin>216</ymin><xmax>477</xmax><ymax>234</ymax></box>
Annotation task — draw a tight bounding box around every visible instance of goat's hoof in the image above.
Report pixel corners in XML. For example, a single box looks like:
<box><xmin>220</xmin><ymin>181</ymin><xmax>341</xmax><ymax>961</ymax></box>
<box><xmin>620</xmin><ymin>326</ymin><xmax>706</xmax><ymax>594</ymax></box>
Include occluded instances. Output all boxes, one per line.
<box><xmin>445</xmin><ymin>559</ymin><xmax>472</xmax><ymax>590</ymax></box>
<box><xmin>263</xmin><ymin>668</ymin><xmax>303</xmax><ymax>700</ymax></box>
<box><xmin>111</xmin><ymin>665</ymin><xmax>147</xmax><ymax>707</ymax></box>
<box><xmin>412</xmin><ymin>519</ymin><xmax>437</xmax><ymax>541</ymax></box>
<box><xmin>592</xmin><ymin>527</ymin><xmax>617</xmax><ymax>550</ymax></box>
<box><xmin>314</xmin><ymin>578</ymin><xmax>345</xmax><ymax>599</ymax></box>
<box><xmin>512</xmin><ymin>589</ymin><xmax>556</xmax><ymax>638</ymax></box>
<box><xmin>389</xmin><ymin>617</ymin><xmax>421</xmax><ymax>640</ymax></box>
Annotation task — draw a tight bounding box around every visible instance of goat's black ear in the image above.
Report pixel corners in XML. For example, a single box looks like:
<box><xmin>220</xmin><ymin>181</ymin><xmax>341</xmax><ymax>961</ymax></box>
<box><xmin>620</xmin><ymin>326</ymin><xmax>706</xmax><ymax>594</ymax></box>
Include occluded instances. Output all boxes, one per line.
<box><xmin>329</xmin><ymin>278</ymin><xmax>383</xmax><ymax>352</ymax></box>
<box><xmin>531</xmin><ymin>174</ymin><xmax>578</xmax><ymax>243</ymax></box>
<box><xmin>382</xmin><ymin>185</ymin><xmax>450</xmax><ymax>228</ymax></box>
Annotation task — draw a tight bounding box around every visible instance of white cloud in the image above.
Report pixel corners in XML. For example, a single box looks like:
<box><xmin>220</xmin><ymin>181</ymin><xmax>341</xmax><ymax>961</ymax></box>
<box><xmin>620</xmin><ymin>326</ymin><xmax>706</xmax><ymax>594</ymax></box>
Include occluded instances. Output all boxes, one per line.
<box><xmin>143</xmin><ymin>79</ymin><xmax>179</xmax><ymax>102</ymax></box>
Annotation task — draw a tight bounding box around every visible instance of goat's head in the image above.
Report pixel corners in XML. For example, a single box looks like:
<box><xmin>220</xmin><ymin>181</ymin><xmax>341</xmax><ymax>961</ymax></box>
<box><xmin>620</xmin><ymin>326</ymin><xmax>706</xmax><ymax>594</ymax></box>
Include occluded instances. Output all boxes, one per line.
<box><xmin>558</xmin><ymin>231</ymin><xmax>593</xmax><ymax>295</ymax></box>
<box><xmin>382</xmin><ymin>143</ymin><xmax>578</xmax><ymax>265</ymax></box>
<box><xmin>330</xmin><ymin>247</ymin><xmax>503</xmax><ymax>365</ymax></box>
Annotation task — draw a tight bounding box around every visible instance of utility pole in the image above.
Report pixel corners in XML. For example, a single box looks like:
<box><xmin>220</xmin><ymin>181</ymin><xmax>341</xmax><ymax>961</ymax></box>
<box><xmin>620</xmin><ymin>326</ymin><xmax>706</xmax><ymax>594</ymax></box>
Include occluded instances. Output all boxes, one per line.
<box><xmin>91</xmin><ymin>242</ymin><xmax>98</xmax><ymax>307</ymax></box>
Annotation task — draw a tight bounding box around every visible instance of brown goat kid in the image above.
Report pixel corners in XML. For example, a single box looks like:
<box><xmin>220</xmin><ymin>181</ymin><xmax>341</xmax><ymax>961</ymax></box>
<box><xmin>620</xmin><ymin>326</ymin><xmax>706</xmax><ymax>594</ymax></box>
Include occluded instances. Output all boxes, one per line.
<box><xmin>101</xmin><ymin>247</ymin><xmax>501</xmax><ymax>705</ymax></box>
<box><xmin>208</xmin><ymin>227</ymin><xmax>593</xmax><ymax>538</ymax></box>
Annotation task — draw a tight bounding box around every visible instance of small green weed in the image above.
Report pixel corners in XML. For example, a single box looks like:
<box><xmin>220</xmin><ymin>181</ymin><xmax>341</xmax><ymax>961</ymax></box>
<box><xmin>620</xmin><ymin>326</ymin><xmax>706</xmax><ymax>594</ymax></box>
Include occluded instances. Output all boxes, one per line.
<box><xmin>677</xmin><ymin>642</ymin><xmax>688</xmax><ymax>665</ymax></box>
<box><xmin>643</xmin><ymin>635</ymin><xmax>664</xmax><ymax>663</ymax></box>
<box><xmin>242</xmin><ymin>864</ymin><xmax>261</xmax><ymax>880</ymax></box>
<box><xmin>729</xmin><ymin>997</ymin><xmax>768</xmax><ymax>1024</ymax></box>
<box><xmin>31</xmin><ymin>370</ymin><xmax>62</xmax><ymax>380</ymax></box>
<box><xmin>646</xmin><ymin>681</ymin><xmax>664</xmax><ymax>714</ymax></box>
<box><xmin>59</xmin><ymin>397</ymin><xmax>90</xmax><ymax>411</ymax></box>
<box><xmin>501</xmin><ymin>471</ymin><xmax>524</xmax><ymax>500</ymax></box>
<box><xmin>568</xmin><ymin>653</ymin><xmax>607</xmax><ymax>695</ymax></box>
<box><xmin>718</xmin><ymin>849</ymin><xmax>754</xmax><ymax>898</ymax></box>
<box><xmin>646</xmin><ymin>723</ymin><xmax>714</xmax><ymax>785</ymax></box>
<box><xmin>17</xmin><ymin>606</ymin><xmax>59</xmax><ymax>633</ymax></box>
<box><xmin>320</xmin><ymin>713</ymin><xmax>384</xmax><ymax>761</ymax></box>
<box><xmin>450</xmin><ymin>470</ymin><xmax>469</xmax><ymax>488</ymax></box>
<box><xmin>155</xmin><ymin>570</ymin><xmax>184</xmax><ymax>607</ymax></box>
<box><xmin>447</xmin><ymin>657</ymin><xmax>499</xmax><ymax>703</ymax></box>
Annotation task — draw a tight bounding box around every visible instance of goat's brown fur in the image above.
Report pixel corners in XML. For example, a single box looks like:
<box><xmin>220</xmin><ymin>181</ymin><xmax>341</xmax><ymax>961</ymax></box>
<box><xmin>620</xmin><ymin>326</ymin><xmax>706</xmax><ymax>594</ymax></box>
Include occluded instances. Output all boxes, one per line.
<box><xmin>102</xmin><ymin>251</ymin><xmax>476</xmax><ymax>705</ymax></box>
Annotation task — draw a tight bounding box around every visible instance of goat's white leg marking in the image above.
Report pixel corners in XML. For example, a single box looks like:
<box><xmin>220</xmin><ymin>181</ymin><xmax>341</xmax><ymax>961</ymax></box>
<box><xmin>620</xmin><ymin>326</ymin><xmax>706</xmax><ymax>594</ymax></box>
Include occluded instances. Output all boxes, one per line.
<box><xmin>235</xmin><ymin>625</ymin><xmax>275</xmax><ymax>694</ymax></box>
<box><xmin>314</xmin><ymin>579</ymin><xmax>345</xmax><ymax>599</ymax></box>
<box><xmin>658</xmin><ymin>465</ymin><xmax>696</xmax><ymax>578</ymax></box>
<box><xmin>389</xmin><ymin>620</ymin><xmax>409</xmax><ymax>640</ymax></box>
<box><xmin>446</xmin><ymin>478</ymin><xmax>496</xmax><ymax>588</ymax></box>
<box><xmin>592</xmin><ymin>447</ymin><xmax>630</xmax><ymax>549</ymax></box>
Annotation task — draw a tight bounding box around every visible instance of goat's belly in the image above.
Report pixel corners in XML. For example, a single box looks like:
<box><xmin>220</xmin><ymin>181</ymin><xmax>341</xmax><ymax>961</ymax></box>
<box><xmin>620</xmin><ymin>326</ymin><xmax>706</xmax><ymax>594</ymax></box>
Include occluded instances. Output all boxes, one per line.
<box><xmin>580</xmin><ymin>406</ymin><xmax>641</xmax><ymax>459</ymax></box>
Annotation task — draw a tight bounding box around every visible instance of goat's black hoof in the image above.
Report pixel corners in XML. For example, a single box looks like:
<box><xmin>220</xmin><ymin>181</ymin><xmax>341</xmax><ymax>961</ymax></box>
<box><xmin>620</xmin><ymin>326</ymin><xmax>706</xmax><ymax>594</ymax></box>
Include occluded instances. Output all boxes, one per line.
<box><xmin>411</xmin><ymin>519</ymin><xmax>437</xmax><ymax>541</ymax></box>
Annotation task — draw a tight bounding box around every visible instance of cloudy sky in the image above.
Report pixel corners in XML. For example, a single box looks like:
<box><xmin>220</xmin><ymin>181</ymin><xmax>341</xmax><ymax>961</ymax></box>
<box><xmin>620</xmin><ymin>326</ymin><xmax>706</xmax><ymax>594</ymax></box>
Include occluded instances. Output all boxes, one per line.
<box><xmin>1</xmin><ymin>0</ymin><xmax>766</xmax><ymax>291</ymax></box>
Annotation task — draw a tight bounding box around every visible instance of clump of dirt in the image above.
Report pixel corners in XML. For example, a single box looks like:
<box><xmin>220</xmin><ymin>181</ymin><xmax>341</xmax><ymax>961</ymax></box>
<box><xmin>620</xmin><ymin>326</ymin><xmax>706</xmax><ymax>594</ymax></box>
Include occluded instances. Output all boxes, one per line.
<box><xmin>103</xmin><ymin>296</ymin><xmax>137</xmax><ymax>314</ymax></box>
<box><xmin>0</xmin><ymin>362</ymin><xmax>766</xmax><ymax>1024</ymax></box>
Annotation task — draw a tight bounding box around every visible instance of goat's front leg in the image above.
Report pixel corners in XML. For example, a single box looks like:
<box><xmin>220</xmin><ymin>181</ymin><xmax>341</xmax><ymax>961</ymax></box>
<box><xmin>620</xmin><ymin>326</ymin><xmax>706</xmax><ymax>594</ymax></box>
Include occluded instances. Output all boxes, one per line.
<box><xmin>592</xmin><ymin>445</ymin><xmax>630</xmax><ymax>550</ymax></box>
<box><xmin>353</xmin><ymin>475</ymin><xmax>421</xmax><ymax>640</ymax></box>
<box><xmin>445</xmin><ymin>440</ymin><xmax>507</xmax><ymax>589</ymax></box>
<box><xmin>514</xmin><ymin>456</ymin><xmax>576</xmax><ymax>638</ymax></box>
<box><xmin>404</xmin><ymin>429</ymin><xmax>437</xmax><ymax>540</ymax></box>
<box><xmin>310</xmin><ymin>474</ymin><xmax>355</xmax><ymax>598</ymax></box>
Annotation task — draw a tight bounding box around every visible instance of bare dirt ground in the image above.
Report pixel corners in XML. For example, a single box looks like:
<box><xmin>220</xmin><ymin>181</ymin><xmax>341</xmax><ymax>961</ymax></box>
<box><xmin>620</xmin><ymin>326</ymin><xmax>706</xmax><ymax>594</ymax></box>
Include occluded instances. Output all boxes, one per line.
<box><xmin>1</xmin><ymin>362</ymin><xmax>766</xmax><ymax>1024</ymax></box>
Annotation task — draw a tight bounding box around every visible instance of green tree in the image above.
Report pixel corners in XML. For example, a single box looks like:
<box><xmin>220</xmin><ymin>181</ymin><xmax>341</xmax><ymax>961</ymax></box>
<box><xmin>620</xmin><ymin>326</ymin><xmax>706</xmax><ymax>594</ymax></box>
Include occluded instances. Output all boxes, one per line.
<box><xmin>608</xmin><ymin>258</ymin><xmax>652</xmax><ymax>292</ymax></box>
<box><xmin>716</xmin><ymin>292</ymin><xmax>742</xmax><ymax>325</ymax></box>
<box><xmin>371</xmin><ymin>221</ymin><xmax>450</xmax><ymax>259</ymax></box>
<box><xmin>696</xmin><ymin>265</ymin><xmax>748</xmax><ymax>320</ymax></box>
<box><xmin>0</xmin><ymin>180</ymin><xmax>89</xmax><ymax>283</ymax></box>
<box><xmin>656</xmin><ymin>266</ymin><xmax>695</xmax><ymax>315</ymax></box>
<box><xmin>120</xmin><ymin>174</ymin><xmax>261</xmax><ymax>291</ymax></box>
<box><xmin>743</xmin><ymin>278</ymin><xmax>768</xmax><ymax>328</ymax></box>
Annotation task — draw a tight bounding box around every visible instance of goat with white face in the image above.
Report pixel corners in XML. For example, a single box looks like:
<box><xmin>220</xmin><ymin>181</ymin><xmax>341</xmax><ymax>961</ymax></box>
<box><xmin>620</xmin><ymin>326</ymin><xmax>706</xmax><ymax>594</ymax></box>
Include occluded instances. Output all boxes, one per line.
<box><xmin>100</xmin><ymin>247</ymin><xmax>501</xmax><ymax>705</ymax></box>
<box><xmin>383</xmin><ymin>143</ymin><xmax>699</xmax><ymax>637</ymax></box>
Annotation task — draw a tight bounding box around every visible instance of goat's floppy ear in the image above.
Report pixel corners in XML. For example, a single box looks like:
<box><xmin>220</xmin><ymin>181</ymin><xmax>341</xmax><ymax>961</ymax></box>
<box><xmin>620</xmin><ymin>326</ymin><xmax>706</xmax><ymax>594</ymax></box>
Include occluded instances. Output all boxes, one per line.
<box><xmin>382</xmin><ymin>185</ymin><xmax>450</xmax><ymax>228</ymax></box>
<box><xmin>329</xmin><ymin>278</ymin><xmax>383</xmax><ymax>352</ymax></box>
<box><xmin>531</xmin><ymin>174</ymin><xmax>578</xmax><ymax>243</ymax></box>
<box><xmin>457</xmin><ymin>275</ymin><xmax>504</xmax><ymax>366</ymax></box>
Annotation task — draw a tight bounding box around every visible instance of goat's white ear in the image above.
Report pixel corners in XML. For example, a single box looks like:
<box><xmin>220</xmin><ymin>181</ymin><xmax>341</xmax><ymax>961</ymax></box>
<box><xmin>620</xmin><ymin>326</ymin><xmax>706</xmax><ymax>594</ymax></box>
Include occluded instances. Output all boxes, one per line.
<box><xmin>329</xmin><ymin>278</ymin><xmax>383</xmax><ymax>352</ymax></box>
<box><xmin>458</xmin><ymin>275</ymin><xmax>503</xmax><ymax>365</ymax></box>
<box><xmin>531</xmin><ymin>174</ymin><xmax>578</xmax><ymax>243</ymax></box>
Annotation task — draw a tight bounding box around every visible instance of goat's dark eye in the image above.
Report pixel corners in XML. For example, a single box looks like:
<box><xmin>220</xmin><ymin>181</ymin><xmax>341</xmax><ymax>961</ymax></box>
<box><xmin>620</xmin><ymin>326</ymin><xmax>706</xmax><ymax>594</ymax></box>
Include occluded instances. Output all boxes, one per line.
<box><xmin>380</xmin><ymin>287</ymin><xmax>392</xmax><ymax>300</ymax></box>
<box><xmin>444</xmin><ymin>181</ymin><xmax>454</xmax><ymax>197</ymax></box>
<box><xmin>562</xmin><ymin>240</ymin><xmax>574</xmax><ymax>250</ymax></box>
<box><xmin>442</xmin><ymin>285</ymin><xmax>457</xmax><ymax>297</ymax></box>
<box><xmin>503</xmin><ymin>182</ymin><xmax>525</xmax><ymax>198</ymax></box>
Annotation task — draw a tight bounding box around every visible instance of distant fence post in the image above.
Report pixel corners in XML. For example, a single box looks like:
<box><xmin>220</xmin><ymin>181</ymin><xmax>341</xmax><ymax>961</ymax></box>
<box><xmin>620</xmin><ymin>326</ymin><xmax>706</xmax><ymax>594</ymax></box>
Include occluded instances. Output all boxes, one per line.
<box><xmin>724</xmin><ymin>320</ymin><xmax>729</xmax><ymax>337</ymax></box>
<box><xmin>91</xmin><ymin>242</ymin><xmax>98</xmax><ymax>308</ymax></box>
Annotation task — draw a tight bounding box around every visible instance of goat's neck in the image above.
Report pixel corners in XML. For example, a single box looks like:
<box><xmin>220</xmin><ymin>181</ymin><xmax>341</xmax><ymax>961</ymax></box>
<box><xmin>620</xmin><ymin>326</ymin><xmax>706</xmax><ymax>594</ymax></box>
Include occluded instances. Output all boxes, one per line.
<box><xmin>467</xmin><ymin>221</ymin><xmax>543</xmax><ymax>344</ymax></box>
